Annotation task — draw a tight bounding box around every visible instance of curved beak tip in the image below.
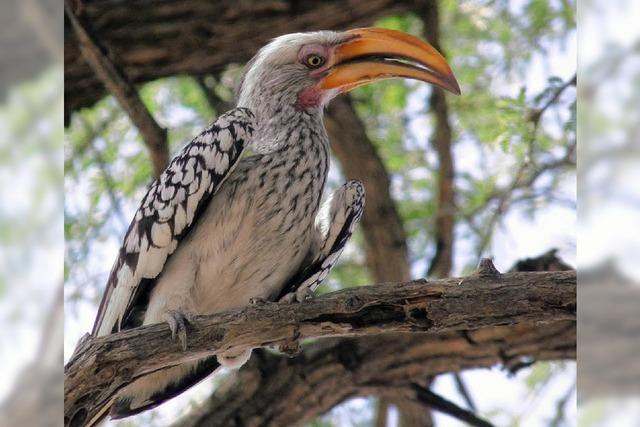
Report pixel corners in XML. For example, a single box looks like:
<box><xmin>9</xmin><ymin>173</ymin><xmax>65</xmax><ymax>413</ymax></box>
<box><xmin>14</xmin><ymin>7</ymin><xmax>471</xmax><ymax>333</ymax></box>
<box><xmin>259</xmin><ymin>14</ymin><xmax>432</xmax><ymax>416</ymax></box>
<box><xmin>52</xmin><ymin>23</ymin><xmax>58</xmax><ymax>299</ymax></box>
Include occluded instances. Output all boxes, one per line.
<box><xmin>445</xmin><ymin>76</ymin><xmax>462</xmax><ymax>96</ymax></box>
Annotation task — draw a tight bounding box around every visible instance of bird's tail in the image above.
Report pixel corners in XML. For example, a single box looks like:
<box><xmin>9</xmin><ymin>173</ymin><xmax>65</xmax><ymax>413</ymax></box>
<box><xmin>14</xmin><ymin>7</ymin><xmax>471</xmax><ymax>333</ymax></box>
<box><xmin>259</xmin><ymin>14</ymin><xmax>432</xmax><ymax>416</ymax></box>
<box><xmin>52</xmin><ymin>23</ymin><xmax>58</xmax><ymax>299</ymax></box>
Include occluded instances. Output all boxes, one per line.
<box><xmin>108</xmin><ymin>356</ymin><xmax>221</xmax><ymax>420</ymax></box>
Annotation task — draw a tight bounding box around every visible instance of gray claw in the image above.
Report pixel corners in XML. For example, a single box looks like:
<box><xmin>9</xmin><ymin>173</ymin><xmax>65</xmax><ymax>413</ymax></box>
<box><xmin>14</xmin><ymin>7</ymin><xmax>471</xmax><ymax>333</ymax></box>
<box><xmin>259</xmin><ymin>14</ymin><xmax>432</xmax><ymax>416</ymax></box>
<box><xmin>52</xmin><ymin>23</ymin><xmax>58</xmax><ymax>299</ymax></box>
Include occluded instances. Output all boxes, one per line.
<box><xmin>164</xmin><ymin>310</ymin><xmax>192</xmax><ymax>351</ymax></box>
<box><xmin>295</xmin><ymin>287</ymin><xmax>315</xmax><ymax>303</ymax></box>
<box><xmin>279</xmin><ymin>287</ymin><xmax>315</xmax><ymax>304</ymax></box>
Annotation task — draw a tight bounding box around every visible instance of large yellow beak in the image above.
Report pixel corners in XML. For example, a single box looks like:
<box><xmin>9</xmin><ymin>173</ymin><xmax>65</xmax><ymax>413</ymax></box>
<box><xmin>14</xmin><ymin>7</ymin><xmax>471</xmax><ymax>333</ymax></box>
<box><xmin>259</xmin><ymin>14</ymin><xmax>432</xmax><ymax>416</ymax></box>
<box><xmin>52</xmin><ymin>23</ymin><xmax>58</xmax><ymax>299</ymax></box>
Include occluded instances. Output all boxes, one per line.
<box><xmin>319</xmin><ymin>28</ymin><xmax>461</xmax><ymax>95</ymax></box>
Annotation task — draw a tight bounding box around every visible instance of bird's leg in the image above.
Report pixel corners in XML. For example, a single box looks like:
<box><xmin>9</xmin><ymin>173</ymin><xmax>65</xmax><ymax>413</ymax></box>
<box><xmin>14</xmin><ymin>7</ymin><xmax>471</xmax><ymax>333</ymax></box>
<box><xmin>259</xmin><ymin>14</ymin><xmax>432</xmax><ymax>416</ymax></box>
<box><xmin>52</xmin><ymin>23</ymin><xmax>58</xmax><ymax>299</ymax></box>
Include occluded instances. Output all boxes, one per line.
<box><xmin>163</xmin><ymin>310</ymin><xmax>195</xmax><ymax>351</ymax></box>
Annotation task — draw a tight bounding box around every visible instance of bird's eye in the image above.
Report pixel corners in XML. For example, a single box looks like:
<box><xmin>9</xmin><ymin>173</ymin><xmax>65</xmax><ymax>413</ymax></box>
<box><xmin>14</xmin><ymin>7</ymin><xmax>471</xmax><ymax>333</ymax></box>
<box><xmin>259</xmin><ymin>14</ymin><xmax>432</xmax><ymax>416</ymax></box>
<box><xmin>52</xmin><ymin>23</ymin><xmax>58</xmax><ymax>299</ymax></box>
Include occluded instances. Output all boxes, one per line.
<box><xmin>304</xmin><ymin>54</ymin><xmax>325</xmax><ymax>69</ymax></box>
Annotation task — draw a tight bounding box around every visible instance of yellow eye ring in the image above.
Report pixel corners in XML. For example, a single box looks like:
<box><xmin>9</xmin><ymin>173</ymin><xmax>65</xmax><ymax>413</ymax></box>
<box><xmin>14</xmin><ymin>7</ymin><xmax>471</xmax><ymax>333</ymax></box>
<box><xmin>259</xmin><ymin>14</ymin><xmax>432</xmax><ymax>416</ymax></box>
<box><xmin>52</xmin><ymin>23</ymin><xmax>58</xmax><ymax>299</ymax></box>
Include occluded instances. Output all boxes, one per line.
<box><xmin>305</xmin><ymin>54</ymin><xmax>325</xmax><ymax>68</ymax></box>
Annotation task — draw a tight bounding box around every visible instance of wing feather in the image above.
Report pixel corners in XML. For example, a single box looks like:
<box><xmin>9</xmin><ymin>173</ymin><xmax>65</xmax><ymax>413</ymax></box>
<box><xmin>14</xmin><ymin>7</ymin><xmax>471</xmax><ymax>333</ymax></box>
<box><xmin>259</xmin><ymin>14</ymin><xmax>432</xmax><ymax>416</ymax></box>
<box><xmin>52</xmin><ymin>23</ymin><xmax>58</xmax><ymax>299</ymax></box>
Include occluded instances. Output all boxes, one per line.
<box><xmin>92</xmin><ymin>108</ymin><xmax>255</xmax><ymax>336</ymax></box>
<box><xmin>277</xmin><ymin>180</ymin><xmax>365</xmax><ymax>301</ymax></box>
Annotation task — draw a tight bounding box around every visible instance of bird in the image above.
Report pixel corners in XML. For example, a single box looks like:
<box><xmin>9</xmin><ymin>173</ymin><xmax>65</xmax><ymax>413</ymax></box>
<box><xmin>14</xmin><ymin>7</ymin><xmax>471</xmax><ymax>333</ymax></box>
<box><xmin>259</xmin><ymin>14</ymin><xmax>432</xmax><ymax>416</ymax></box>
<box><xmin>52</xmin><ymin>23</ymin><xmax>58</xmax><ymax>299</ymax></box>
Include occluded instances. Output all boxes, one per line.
<box><xmin>89</xmin><ymin>27</ymin><xmax>460</xmax><ymax>424</ymax></box>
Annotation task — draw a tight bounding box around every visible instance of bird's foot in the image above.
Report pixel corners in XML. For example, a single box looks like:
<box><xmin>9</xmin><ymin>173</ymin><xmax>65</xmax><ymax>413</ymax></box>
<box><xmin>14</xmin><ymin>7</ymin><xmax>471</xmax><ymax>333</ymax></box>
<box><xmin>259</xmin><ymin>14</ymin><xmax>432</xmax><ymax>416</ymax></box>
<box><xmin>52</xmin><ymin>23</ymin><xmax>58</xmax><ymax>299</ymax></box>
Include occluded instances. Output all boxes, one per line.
<box><xmin>164</xmin><ymin>310</ymin><xmax>195</xmax><ymax>351</ymax></box>
<box><xmin>249</xmin><ymin>297</ymin><xmax>267</xmax><ymax>306</ymax></box>
<box><xmin>279</xmin><ymin>287</ymin><xmax>315</xmax><ymax>304</ymax></box>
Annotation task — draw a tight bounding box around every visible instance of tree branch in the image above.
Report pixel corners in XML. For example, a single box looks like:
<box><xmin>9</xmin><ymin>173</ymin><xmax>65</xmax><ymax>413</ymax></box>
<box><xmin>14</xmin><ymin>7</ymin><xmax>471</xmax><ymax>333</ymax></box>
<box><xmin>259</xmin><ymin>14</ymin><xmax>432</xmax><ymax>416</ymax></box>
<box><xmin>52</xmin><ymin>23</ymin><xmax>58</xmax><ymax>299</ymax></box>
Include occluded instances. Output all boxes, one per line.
<box><xmin>410</xmin><ymin>383</ymin><xmax>493</xmax><ymax>427</ymax></box>
<box><xmin>64</xmin><ymin>0</ymin><xmax>413</xmax><ymax>117</ymax></box>
<box><xmin>64</xmin><ymin>0</ymin><xmax>169</xmax><ymax>176</ymax></box>
<box><xmin>194</xmin><ymin>75</ymin><xmax>234</xmax><ymax>115</ymax></box>
<box><xmin>461</xmin><ymin>73</ymin><xmax>576</xmax><ymax>258</ymax></box>
<box><xmin>452</xmin><ymin>372</ymin><xmax>477</xmax><ymax>412</ymax></box>
<box><xmin>527</xmin><ymin>73</ymin><xmax>577</xmax><ymax>127</ymax></box>
<box><xmin>172</xmin><ymin>317</ymin><xmax>575</xmax><ymax>427</ymax></box>
<box><xmin>65</xmin><ymin>263</ymin><xmax>575</xmax><ymax>426</ymax></box>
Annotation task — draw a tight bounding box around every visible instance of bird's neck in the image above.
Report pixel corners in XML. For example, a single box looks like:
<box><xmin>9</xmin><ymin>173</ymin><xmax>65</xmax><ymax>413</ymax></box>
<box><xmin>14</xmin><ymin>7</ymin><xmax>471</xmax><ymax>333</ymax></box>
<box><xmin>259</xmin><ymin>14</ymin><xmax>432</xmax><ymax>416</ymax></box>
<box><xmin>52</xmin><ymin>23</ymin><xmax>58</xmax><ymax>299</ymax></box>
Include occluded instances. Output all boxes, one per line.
<box><xmin>238</xmin><ymin>92</ymin><xmax>330</xmax><ymax>228</ymax></box>
<box><xmin>241</xmin><ymin>95</ymin><xmax>329</xmax><ymax>154</ymax></box>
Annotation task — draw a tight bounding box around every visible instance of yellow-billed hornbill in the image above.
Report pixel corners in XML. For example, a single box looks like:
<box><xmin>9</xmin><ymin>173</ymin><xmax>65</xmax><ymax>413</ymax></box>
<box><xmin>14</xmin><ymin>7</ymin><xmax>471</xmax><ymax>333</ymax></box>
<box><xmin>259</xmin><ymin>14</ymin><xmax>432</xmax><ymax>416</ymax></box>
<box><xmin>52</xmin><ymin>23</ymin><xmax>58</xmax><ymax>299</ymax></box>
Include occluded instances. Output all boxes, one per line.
<box><xmin>91</xmin><ymin>27</ymin><xmax>459</xmax><ymax>423</ymax></box>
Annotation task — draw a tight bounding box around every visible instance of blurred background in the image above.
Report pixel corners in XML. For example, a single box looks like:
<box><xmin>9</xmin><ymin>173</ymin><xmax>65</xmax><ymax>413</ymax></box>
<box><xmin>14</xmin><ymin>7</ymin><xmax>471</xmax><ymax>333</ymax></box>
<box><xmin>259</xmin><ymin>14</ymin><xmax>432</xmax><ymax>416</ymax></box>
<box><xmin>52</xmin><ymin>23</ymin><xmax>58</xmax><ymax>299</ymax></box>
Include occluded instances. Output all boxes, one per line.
<box><xmin>0</xmin><ymin>0</ymin><xmax>63</xmax><ymax>426</ymax></box>
<box><xmin>577</xmin><ymin>0</ymin><xmax>640</xmax><ymax>426</ymax></box>
<box><xmin>0</xmin><ymin>0</ymin><xmax>633</xmax><ymax>426</ymax></box>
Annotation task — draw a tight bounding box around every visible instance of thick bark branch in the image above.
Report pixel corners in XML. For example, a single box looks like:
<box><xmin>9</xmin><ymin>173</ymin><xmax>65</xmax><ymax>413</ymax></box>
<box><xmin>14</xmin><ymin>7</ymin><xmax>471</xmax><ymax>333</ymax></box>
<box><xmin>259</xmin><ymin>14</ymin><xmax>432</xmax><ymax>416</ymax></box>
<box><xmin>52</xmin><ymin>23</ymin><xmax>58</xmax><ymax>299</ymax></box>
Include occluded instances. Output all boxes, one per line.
<box><xmin>64</xmin><ymin>0</ymin><xmax>413</xmax><ymax>118</ymax></box>
<box><xmin>65</xmin><ymin>266</ymin><xmax>575</xmax><ymax>426</ymax></box>
<box><xmin>64</xmin><ymin>0</ymin><xmax>169</xmax><ymax>176</ymax></box>
<box><xmin>173</xmin><ymin>320</ymin><xmax>575</xmax><ymax>427</ymax></box>
<box><xmin>173</xmin><ymin>256</ymin><xmax>575</xmax><ymax>427</ymax></box>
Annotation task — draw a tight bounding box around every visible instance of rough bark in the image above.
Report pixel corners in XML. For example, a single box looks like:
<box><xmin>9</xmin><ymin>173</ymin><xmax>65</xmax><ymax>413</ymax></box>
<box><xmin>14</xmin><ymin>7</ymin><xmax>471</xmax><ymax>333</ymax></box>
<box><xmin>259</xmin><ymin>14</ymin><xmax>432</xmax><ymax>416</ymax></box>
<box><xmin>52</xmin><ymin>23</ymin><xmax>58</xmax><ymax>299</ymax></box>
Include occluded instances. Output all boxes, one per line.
<box><xmin>64</xmin><ymin>0</ymin><xmax>413</xmax><ymax>119</ymax></box>
<box><xmin>171</xmin><ymin>322</ymin><xmax>575</xmax><ymax>427</ymax></box>
<box><xmin>65</xmin><ymin>266</ymin><xmax>575</xmax><ymax>427</ymax></box>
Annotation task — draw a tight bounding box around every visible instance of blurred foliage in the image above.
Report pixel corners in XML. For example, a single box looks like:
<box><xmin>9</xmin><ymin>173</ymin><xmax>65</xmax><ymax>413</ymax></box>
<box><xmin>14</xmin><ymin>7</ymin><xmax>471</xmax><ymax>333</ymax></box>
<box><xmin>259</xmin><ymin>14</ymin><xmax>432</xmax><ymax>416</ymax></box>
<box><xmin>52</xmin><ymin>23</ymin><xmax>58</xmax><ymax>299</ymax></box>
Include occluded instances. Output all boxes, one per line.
<box><xmin>1</xmin><ymin>66</ymin><xmax>63</xmax><ymax>306</ymax></box>
<box><xmin>349</xmin><ymin>2</ymin><xmax>577</xmax><ymax>272</ymax></box>
<box><xmin>64</xmin><ymin>0</ymin><xmax>576</xmax><ymax>425</ymax></box>
<box><xmin>0</xmin><ymin>64</ymin><xmax>63</xmax><ymax>417</ymax></box>
<box><xmin>576</xmin><ymin>0</ymin><xmax>640</xmax><ymax>425</ymax></box>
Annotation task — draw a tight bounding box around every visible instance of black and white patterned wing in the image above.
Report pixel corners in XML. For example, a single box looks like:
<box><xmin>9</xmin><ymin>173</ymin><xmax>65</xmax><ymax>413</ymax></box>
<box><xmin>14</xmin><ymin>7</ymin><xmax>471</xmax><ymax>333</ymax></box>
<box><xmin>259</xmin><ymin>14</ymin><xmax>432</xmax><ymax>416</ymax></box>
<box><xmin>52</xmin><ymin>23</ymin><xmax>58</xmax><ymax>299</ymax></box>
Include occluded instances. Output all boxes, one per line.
<box><xmin>92</xmin><ymin>108</ymin><xmax>255</xmax><ymax>336</ymax></box>
<box><xmin>278</xmin><ymin>180</ymin><xmax>365</xmax><ymax>303</ymax></box>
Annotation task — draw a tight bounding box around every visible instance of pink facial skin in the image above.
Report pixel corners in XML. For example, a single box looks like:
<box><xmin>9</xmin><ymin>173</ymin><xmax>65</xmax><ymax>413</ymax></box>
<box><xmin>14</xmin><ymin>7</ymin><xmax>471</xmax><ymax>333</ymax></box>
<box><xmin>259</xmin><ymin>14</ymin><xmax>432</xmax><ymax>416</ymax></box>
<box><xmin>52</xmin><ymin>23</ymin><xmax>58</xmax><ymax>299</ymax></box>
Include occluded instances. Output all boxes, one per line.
<box><xmin>297</xmin><ymin>43</ymin><xmax>333</xmax><ymax>77</ymax></box>
<box><xmin>295</xmin><ymin>43</ymin><xmax>335</xmax><ymax>109</ymax></box>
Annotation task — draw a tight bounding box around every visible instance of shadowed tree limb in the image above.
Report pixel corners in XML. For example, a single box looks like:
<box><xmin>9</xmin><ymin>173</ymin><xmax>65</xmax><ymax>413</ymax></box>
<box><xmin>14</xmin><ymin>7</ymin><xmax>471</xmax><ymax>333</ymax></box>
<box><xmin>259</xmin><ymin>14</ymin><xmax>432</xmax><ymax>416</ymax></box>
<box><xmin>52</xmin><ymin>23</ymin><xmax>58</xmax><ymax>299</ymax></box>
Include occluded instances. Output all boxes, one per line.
<box><xmin>416</xmin><ymin>3</ymin><xmax>462</xmax><ymax>422</ymax></box>
<box><xmin>170</xmin><ymin>313</ymin><xmax>575</xmax><ymax>427</ymax></box>
<box><xmin>167</xmin><ymin>262</ymin><xmax>574</xmax><ymax>427</ymax></box>
<box><xmin>194</xmin><ymin>75</ymin><xmax>234</xmax><ymax>116</ymax></box>
<box><xmin>64</xmin><ymin>0</ymin><xmax>169</xmax><ymax>176</ymax></box>
<box><xmin>510</xmin><ymin>248</ymin><xmax>574</xmax><ymax>272</ymax></box>
<box><xmin>64</xmin><ymin>263</ymin><xmax>575</xmax><ymax>427</ymax></box>
<box><xmin>527</xmin><ymin>73</ymin><xmax>577</xmax><ymax>129</ymax></box>
<box><xmin>64</xmin><ymin>0</ymin><xmax>414</xmax><ymax>118</ymax></box>
<box><xmin>410</xmin><ymin>383</ymin><xmax>493</xmax><ymax>427</ymax></box>
<box><xmin>452</xmin><ymin>372</ymin><xmax>477</xmax><ymax>412</ymax></box>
